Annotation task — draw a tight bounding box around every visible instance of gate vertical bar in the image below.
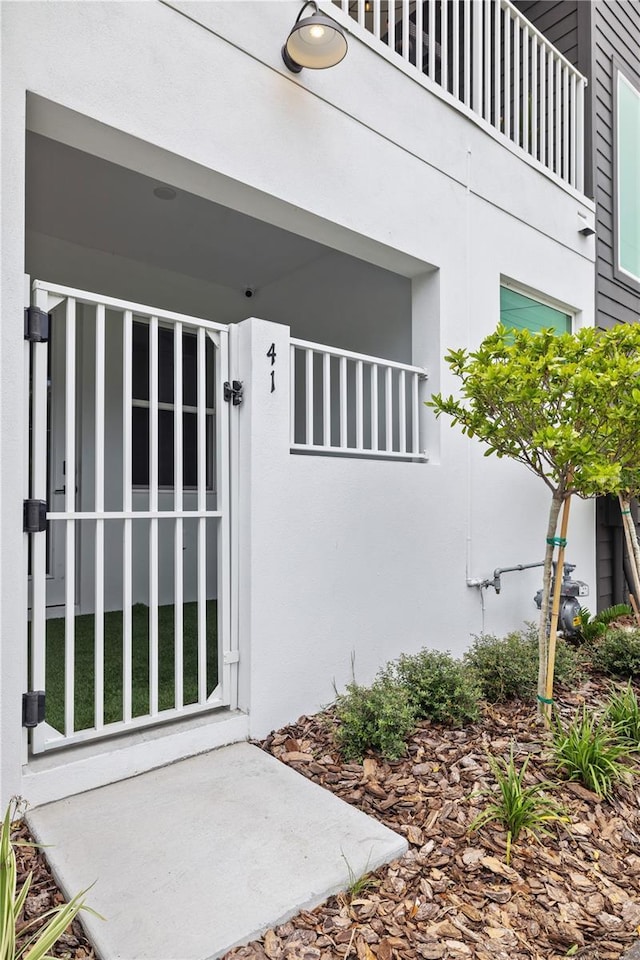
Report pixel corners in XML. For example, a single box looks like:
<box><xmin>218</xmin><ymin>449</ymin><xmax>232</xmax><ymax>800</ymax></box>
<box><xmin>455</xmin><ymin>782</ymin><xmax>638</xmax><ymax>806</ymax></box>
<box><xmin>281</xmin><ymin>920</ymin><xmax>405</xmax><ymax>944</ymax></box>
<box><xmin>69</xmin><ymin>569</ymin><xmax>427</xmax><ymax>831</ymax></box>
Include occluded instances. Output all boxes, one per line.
<box><xmin>289</xmin><ymin>345</ymin><xmax>296</xmax><ymax>445</ymax></box>
<box><xmin>540</xmin><ymin>44</ymin><xmax>546</xmax><ymax>165</ymax></box>
<box><xmin>122</xmin><ymin>310</ymin><xmax>133</xmax><ymax>723</ymax></box>
<box><xmin>305</xmin><ymin>349</ymin><xmax>314</xmax><ymax>445</ymax></box>
<box><xmin>197</xmin><ymin>326</ymin><xmax>207</xmax><ymax>703</ymax></box>
<box><xmin>339</xmin><ymin>356</ymin><xmax>347</xmax><ymax>449</ymax></box>
<box><xmin>355</xmin><ymin>360</ymin><xmax>364</xmax><ymax>450</ymax></box>
<box><xmin>30</xmin><ymin>286</ymin><xmax>50</xmax><ymax>753</ymax></box>
<box><xmin>323</xmin><ymin>353</ymin><xmax>331</xmax><ymax>447</ymax></box>
<box><xmin>428</xmin><ymin>0</ymin><xmax>436</xmax><ymax>82</ymax></box>
<box><xmin>370</xmin><ymin>364</ymin><xmax>379</xmax><ymax>452</ymax></box>
<box><xmin>570</xmin><ymin>72</ymin><xmax>577</xmax><ymax>187</ymax></box>
<box><xmin>494</xmin><ymin>0</ymin><xmax>500</xmax><ymax>126</ymax></box>
<box><xmin>484</xmin><ymin>1</ymin><xmax>491</xmax><ymax>121</ymax></box>
<box><xmin>504</xmin><ymin>4</ymin><xmax>511</xmax><ymax>139</ymax></box>
<box><xmin>441</xmin><ymin>0</ymin><xmax>448</xmax><ymax>93</ymax></box>
<box><xmin>385</xmin><ymin>366</ymin><xmax>393</xmax><ymax>451</ymax></box>
<box><xmin>64</xmin><ymin>297</ymin><xmax>77</xmax><ymax>737</ymax></box>
<box><xmin>411</xmin><ymin>373</ymin><xmax>420</xmax><ymax>454</ymax></box>
<box><xmin>514</xmin><ymin>16</ymin><xmax>520</xmax><ymax>147</ymax></box>
<box><xmin>174</xmin><ymin>322</ymin><xmax>184</xmax><ymax>711</ymax></box>
<box><xmin>522</xmin><ymin>25</ymin><xmax>529</xmax><ymax>152</ymax></box>
<box><xmin>452</xmin><ymin>0</ymin><xmax>460</xmax><ymax>99</ymax></box>
<box><xmin>149</xmin><ymin>317</ymin><xmax>159</xmax><ymax>716</ymax></box>
<box><xmin>398</xmin><ymin>369</ymin><xmax>406</xmax><ymax>454</ymax></box>
<box><xmin>472</xmin><ymin>0</ymin><xmax>482</xmax><ymax>114</ymax></box>
<box><xmin>94</xmin><ymin>304</ymin><xmax>105</xmax><ymax>730</ymax></box>
<box><xmin>216</xmin><ymin>330</ymin><xmax>232</xmax><ymax>703</ymax></box>
<box><xmin>531</xmin><ymin>36</ymin><xmax>538</xmax><ymax>160</ymax></box>
<box><xmin>415</xmin><ymin>0</ymin><xmax>423</xmax><ymax>73</ymax></box>
<box><xmin>463</xmin><ymin>0</ymin><xmax>471</xmax><ymax>106</ymax></box>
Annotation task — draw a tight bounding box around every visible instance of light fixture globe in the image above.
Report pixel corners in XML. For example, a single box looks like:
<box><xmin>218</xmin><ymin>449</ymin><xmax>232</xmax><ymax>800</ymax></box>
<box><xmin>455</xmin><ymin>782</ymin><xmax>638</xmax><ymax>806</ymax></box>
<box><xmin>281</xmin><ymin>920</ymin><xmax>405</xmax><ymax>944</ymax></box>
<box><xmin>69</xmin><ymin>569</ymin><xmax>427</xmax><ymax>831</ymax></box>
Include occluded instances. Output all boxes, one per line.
<box><xmin>282</xmin><ymin>4</ymin><xmax>348</xmax><ymax>72</ymax></box>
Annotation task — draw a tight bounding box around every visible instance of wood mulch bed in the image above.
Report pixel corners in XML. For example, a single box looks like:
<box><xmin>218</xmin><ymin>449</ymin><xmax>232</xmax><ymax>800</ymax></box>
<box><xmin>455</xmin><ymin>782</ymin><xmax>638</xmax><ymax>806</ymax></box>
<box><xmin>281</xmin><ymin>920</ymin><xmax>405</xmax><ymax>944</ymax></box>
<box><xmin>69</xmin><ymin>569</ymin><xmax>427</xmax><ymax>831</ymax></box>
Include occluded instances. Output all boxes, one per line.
<box><xmin>226</xmin><ymin>677</ymin><xmax>640</xmax><ymax>960</ymax></box>
<box><xmin>11</xmin><ymin>818</ymin><xmax>96</xmax><ymax>959</ymax></box>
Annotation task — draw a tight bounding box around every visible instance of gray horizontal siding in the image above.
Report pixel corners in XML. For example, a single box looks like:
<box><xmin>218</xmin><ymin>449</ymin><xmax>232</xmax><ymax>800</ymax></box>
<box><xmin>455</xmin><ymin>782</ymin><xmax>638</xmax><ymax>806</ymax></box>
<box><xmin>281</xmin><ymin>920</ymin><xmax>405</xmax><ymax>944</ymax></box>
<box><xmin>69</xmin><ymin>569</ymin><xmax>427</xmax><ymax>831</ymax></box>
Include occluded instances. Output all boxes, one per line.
<box><xmin>513</xmin><ymin>1</ymin><xmax>579</xmax><ymax>61</ymax></box>
<box><xmin>592</xmin><ymin>1</ymin><xmax>640</xmax><ymax>330</ymax></box>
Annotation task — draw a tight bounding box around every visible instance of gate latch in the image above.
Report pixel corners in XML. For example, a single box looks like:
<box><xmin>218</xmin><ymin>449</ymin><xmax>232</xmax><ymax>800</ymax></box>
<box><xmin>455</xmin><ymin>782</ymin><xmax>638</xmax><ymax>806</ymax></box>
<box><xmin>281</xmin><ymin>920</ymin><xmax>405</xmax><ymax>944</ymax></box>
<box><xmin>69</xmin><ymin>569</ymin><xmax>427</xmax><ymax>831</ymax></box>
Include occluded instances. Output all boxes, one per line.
<box><xmin>224</xmin><ymin>381</ymin><xmax>244</xmax><ymax>406</ymax></box>
<box><xmin>24</xmin><ymin>306</ymin><xmax>49</xmax><ymax>343</ymax></box>
<box><xmin>22</xmin><ymin>691</ymin><xmax>46</xmax><ymax>728</ymax></box>
<box><xmin>23</xmin><ymin>500</ymin><xmax>48</xmax><ymax>534</ymax></box>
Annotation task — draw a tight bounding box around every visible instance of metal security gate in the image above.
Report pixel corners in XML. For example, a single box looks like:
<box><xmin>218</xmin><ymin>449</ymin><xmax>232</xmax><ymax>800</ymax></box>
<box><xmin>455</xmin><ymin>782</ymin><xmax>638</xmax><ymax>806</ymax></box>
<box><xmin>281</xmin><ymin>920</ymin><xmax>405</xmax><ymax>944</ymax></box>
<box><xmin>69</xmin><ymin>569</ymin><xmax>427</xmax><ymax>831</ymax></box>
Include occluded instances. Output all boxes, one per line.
<box><xmin>25</xmin><ymin>281</ymin><xmax>236</xmax><ymax>754</ymax></box>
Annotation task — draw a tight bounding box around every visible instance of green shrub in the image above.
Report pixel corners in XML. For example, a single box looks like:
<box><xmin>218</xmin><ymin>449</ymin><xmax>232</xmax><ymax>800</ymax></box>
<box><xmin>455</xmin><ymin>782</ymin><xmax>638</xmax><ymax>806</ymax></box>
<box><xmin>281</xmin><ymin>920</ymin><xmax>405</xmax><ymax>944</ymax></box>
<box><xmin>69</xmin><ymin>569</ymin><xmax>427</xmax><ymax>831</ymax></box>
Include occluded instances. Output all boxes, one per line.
<box><xmin>604</xmin><ymin>682</ymin><xmax>640</xmax><ymax>748</ymax></box>
<box><xmin>334</xmin><ymin>677</ymin><xmax>417</xmax><ymax>761</ymax></box>
<box><xmin>388</xmin><ymin>649</ymin><xmax>480</xmax><ymax>726</ymax></box>
<box><xmin>470</xmin><ymin>745</ymin><xmax>566</xmax><ymax>864</ymax></box>
<box><xmin>590</xmin><ymin>629</ymin><xmax>640</xmax><ymax>679</ymax></box>
<box><xmin>551</xmin><ymin>706</ymin><xmax>631</xmax><ymax>798</ymax></box>
<box><xmin>464</xmin><ymin>624</ymin><xmax>578</xmax><ymax>703</ymax></box>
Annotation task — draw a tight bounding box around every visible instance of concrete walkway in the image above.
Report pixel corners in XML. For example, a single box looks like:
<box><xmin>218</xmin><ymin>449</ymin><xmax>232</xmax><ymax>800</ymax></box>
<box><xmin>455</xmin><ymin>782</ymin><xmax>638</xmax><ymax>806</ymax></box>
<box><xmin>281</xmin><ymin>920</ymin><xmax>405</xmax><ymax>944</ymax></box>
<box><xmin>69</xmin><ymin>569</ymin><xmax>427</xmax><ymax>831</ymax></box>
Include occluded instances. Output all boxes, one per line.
<box><xmin>28</xmin><ymin>742</ymin><xmax>407</xmax><ymax>960</ymax></box>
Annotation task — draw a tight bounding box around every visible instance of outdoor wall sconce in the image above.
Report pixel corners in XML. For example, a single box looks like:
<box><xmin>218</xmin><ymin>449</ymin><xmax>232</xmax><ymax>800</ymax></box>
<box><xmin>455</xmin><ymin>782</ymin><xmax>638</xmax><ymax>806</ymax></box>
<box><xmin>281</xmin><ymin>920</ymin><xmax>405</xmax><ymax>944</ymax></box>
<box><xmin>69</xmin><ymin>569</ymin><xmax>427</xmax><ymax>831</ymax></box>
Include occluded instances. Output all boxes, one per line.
<box><xmin>282</xmin><ymin>1</ymin><xmax>348</xmax><ymax>73</ymax></box>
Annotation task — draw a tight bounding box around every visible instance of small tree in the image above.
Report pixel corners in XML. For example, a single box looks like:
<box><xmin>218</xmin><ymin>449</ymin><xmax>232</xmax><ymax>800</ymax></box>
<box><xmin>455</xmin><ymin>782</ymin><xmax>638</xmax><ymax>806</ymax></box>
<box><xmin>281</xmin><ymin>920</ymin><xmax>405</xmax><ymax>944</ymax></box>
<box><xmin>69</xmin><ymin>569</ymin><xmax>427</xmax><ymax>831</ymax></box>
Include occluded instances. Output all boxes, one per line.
<box><xmin>428</xmin><ymin>324</ymin><xmax>640</xmax><ymax>714</ymax></box>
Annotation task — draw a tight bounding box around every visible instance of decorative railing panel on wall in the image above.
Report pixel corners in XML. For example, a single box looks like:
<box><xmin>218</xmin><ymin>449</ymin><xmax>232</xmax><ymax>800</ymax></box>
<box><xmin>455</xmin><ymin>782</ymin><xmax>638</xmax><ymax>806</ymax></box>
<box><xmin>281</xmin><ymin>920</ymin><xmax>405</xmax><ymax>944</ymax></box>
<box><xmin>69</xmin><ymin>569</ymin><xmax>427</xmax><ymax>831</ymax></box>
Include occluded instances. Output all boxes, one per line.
<box><xmin>290</xmin><ymin>338</ymin><xmax>428</xmax><ymax>460</ymax></box>
<box><xmin>333</xmin><ymin>0</ymin><xmax>586</xmax><ymax>192</ymax></box>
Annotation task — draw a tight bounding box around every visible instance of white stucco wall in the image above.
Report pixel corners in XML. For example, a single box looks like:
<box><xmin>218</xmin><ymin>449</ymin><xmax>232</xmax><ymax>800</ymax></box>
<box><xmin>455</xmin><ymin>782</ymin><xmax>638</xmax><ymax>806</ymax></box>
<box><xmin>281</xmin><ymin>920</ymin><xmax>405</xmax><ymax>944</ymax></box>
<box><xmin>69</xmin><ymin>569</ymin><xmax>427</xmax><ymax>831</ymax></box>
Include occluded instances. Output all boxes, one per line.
<box><xmin>1</xmin><ymin>0</ymin><xmax>596</xmax><ymax>805</ymax></box>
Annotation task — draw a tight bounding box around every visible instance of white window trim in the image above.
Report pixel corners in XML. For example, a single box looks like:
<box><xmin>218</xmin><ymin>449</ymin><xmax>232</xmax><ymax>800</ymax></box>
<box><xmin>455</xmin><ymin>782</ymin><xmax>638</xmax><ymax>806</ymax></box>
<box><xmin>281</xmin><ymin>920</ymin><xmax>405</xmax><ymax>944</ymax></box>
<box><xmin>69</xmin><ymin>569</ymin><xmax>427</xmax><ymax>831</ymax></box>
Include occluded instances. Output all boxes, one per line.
<box><xmin>615</xmin><ymin>68</ymin><xmax>640</xmax><ymax>289</ymax></box>
<box><xmin>500</xmin><ymin>278</ymin><xmax>576</xmax><ymax>332</ymax></box>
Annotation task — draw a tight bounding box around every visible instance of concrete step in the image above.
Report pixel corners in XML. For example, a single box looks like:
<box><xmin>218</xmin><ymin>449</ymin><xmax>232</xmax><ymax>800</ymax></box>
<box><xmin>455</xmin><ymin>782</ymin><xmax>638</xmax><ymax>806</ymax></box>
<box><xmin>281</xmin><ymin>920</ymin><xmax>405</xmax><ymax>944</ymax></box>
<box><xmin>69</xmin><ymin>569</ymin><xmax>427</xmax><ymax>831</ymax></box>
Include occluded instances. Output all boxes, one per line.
<box><xmin>28</xmin><ymin>742</ymin><xmax>407</xmax><ymax>960</ymax></box>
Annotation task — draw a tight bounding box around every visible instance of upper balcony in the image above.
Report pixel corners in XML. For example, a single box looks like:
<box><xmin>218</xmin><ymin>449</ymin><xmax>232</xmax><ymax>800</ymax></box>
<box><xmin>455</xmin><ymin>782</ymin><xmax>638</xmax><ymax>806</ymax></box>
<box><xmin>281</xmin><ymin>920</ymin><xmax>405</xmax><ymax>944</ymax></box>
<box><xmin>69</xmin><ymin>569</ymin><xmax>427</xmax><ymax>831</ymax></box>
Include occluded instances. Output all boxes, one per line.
<box><xmin>330</xmin><ymin>0</ymin><xmax>587</xmax><ymax>193</ymax></box>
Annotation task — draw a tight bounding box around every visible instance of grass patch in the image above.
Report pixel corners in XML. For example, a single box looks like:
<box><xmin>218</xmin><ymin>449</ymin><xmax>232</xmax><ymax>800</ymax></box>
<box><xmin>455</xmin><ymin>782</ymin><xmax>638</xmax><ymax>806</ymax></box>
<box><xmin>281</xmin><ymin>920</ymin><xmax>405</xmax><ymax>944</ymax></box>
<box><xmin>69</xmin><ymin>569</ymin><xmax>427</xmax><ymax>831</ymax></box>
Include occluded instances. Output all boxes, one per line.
<box><xmin>45</xmin><ymin>601</ymin><xmax>218</xmax><ymax>733</ymax></box>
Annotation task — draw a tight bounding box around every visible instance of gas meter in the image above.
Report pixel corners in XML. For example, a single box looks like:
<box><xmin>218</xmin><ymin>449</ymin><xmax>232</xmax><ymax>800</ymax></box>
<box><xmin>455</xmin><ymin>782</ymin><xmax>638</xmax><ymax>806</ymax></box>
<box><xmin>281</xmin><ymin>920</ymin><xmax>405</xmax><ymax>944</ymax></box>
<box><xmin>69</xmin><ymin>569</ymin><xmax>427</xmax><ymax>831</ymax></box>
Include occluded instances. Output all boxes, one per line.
<box><xmin>534</xmin><ymin>563</ymin><xmax>589</xmax><ymax>639</ymax></box>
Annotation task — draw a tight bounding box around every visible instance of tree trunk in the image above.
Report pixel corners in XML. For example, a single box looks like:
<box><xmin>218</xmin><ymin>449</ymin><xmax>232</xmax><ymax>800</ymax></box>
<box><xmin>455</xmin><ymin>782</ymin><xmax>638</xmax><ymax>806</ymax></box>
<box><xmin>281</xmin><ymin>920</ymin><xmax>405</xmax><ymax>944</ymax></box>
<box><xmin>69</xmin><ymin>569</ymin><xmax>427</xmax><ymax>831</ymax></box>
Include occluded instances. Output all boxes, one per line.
<box><xmin>618</xmin><ymin>494</ymin><xmax>640</xmax><ymax>621</ymax></box>
<box><xmin>537</xmin><ymin>492</ymin><xmax>563</xmax><ymax>719</ymax></box>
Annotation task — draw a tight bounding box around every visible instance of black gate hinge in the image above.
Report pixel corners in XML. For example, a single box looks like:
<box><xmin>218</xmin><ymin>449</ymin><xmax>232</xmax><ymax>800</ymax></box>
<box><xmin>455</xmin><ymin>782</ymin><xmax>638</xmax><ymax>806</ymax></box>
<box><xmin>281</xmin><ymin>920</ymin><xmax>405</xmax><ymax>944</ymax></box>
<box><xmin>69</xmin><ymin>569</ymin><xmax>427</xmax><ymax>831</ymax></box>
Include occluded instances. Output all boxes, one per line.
<box><xmin>24</xmin><ymin>306</ymin><xmax>50</xmax><ymax>343</ymax></box>
<box><xmin>223</xmin><ymin>380</ymin><xmax>244</xmax><ymax>405</ymax></box>
<box><xmin>23</xmin><ymin>500</ymin><xmax>48</xmax><ymax>533</ymax></box>
<box><xmin>22</xmin><ymin>691</ymin><xmax>45</xmax><ymax>728</ymax></box>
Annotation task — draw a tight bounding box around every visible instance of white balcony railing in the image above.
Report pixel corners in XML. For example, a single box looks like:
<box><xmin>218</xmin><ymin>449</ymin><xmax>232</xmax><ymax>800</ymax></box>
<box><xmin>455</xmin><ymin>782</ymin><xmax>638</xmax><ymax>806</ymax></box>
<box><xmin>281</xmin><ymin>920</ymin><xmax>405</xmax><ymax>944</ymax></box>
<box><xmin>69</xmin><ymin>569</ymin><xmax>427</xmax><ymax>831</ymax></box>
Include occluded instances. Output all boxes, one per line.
<box><xmin>333</xmin><ymin>0</ymin><xmax>586</xmax><ymax>192</ymax></box>
<box><xmin>290</xmin><ymin>338</ymin><xmax>428</xmax><ymax>459</ymax></box>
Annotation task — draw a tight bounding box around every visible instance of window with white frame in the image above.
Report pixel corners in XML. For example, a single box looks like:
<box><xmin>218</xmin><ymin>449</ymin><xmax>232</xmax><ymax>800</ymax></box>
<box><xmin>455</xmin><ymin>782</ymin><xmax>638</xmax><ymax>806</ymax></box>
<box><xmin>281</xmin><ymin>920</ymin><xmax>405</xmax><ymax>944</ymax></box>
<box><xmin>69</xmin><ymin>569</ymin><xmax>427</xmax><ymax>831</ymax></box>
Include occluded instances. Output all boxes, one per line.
<box><xmin>500</xmin><ymin>284</ymin><xmax>572</xmax><ymax>335</ymax></box>
<box><xmin>615</xmin><ymin>68</ymin><xmax>640</xmax><ymax>287</ymax></box>
<box><xmin>132</xmin><ymin>322</ymin><xmax>214</xmax><ymax>488</ymax></box>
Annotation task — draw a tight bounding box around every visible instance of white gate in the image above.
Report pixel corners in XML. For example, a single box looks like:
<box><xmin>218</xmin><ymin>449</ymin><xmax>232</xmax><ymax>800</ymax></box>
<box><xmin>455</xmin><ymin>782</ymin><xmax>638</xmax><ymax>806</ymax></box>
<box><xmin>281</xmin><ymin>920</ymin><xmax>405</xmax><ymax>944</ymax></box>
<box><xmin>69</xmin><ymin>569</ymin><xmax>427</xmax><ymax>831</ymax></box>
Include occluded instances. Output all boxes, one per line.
<box><xmin>26</xmin><ymin>281</ymin><xmax>236</xmax><ymax>754</ymax></box>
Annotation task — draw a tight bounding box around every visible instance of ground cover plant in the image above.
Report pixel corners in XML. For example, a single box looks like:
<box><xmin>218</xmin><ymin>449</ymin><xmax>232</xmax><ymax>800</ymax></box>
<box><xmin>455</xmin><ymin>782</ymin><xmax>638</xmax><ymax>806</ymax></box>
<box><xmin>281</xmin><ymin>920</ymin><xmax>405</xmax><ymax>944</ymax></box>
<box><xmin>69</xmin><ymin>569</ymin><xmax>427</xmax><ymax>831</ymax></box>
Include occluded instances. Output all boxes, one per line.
<box><xmin>604</xmin><ymin>683</ymin><xmax>640</xmax><ymax>749</ymax></box>
<box><xmin>44</xmin><ymin>600</ymin><xmax>218</xmax><ymax>732</ymax></box>
<box><xmin>387</xmin><ymin>650</ymin><xmax>480</xmax><ymax>727</ymax></box>
<box><xmin>551</xmin><ymin>705</ymin><xmax>632</xmax><ymax>798</ymax></box>
<box><xmin>334</xmin><ymin>677</ymin><xmax>417</xmax><ymax>761</ymax></box>
<box><xmin>469</xmin><ymin>746</ymin><xmax>567</xmax><ymax>865</ymax></box>
<box><xmin>590</xmin><ymin>628</ymin><xmax>640</xmax><ymax>680</ymax></box>
<box><xmin>464</xmin><ymin>625</ymin><xmax>578</xmax><ymax>703</ymax></box>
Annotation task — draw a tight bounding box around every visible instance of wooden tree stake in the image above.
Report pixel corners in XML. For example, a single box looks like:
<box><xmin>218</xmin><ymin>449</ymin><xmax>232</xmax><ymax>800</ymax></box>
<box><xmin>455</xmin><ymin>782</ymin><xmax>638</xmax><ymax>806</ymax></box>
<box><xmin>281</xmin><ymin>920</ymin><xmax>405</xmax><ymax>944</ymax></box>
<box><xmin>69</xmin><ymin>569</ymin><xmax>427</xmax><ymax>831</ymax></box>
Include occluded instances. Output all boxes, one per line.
<box><xmin>543</xmin><ymin>491</ymin><xmax>572</xmax><ymax>727</ymax></box>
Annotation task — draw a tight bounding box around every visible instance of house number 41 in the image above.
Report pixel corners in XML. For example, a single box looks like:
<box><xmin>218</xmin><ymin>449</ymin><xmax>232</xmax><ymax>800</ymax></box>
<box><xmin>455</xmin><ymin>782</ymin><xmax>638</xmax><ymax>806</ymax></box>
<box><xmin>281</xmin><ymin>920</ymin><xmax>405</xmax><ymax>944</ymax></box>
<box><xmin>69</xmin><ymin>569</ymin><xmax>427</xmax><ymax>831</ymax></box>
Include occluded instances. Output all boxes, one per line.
<box><xmin>267</xmin><ymin>342</ymin><xmax>276</xmax><ymax>393</ymax></box>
